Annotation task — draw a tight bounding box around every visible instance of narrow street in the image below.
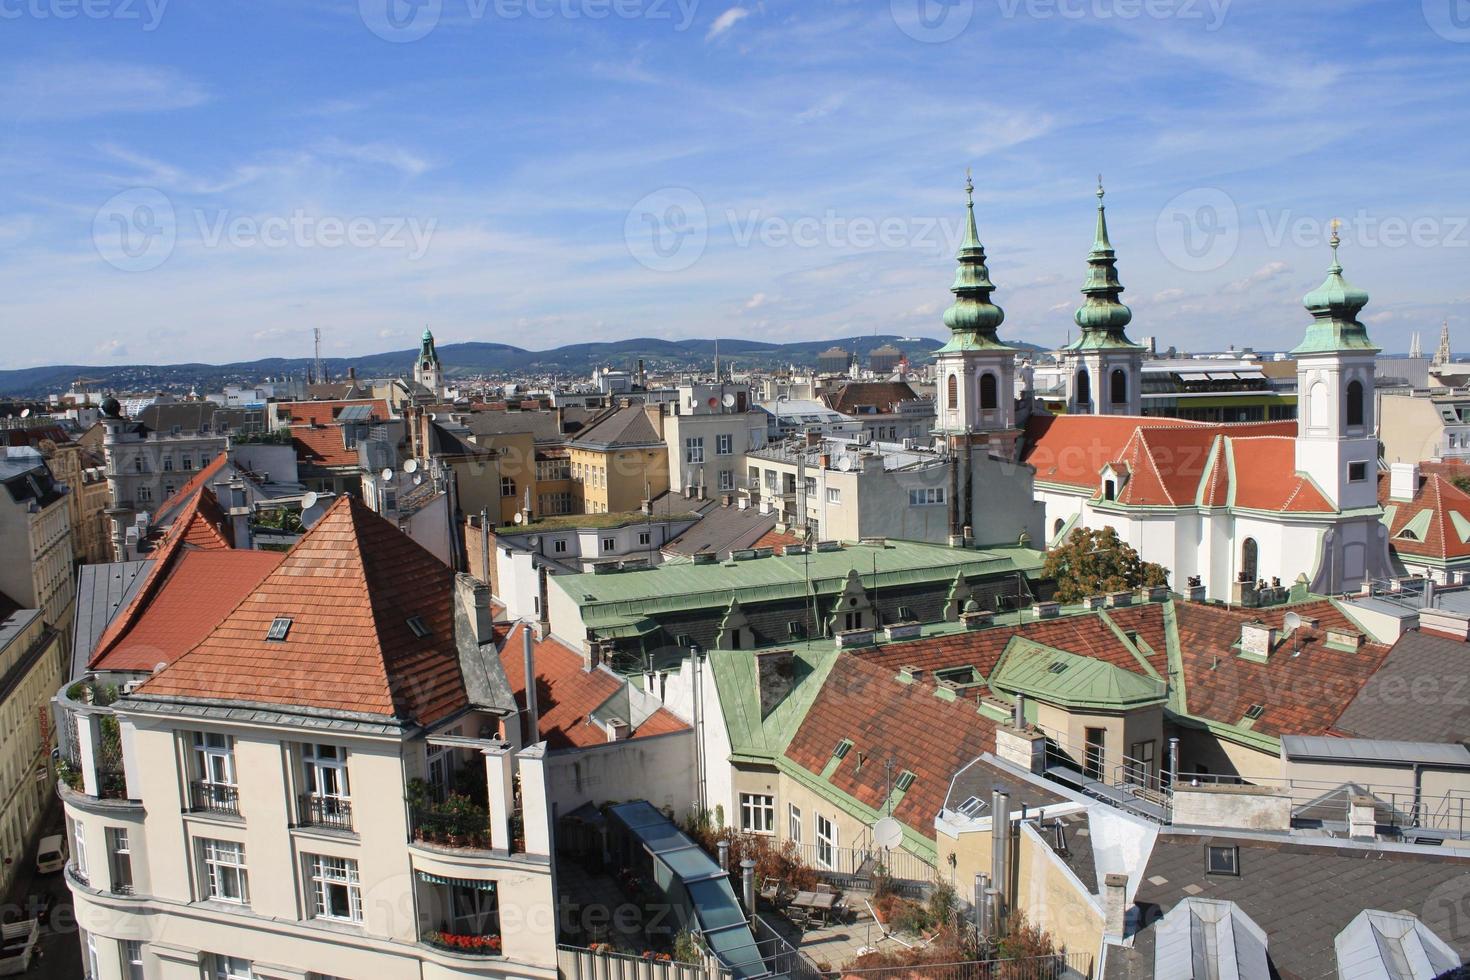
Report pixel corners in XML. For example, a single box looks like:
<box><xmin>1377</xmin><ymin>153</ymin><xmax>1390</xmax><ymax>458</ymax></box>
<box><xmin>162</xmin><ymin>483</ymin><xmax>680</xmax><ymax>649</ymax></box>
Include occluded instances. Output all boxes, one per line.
<box><xmin>5</xmin><ymin>800</ymin><xmax>81</xmax><ymax>979</ymax></box>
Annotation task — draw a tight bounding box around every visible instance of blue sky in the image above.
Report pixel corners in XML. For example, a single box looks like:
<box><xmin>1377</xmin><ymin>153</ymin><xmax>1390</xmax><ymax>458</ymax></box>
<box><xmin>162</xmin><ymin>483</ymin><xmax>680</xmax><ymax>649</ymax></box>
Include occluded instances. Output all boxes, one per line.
<box><xmin>1</xmin><ymin>0</ymin><xmax>1468</xmax><ymax>368</ymax></box>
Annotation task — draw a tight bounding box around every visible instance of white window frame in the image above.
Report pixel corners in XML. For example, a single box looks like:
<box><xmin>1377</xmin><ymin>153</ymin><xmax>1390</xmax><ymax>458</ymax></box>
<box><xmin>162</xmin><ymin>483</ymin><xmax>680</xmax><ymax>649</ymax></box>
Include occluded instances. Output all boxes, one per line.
<box><xmin>84</xmin><ymin>930</ymin><xmax>100</xmax><ymax>980</ymax></box>
<box><xmin>201</xmin><ymin>838</ymin><xmax>249</xmax><ymax>904</ymax></box>
<box><xmin>788</xmin><ymin>803</ymin><xmax>802</xmax><ymax>844</ymax></box>
<box><xmin>308</xmin><ymin>854</ymin><xmax>362</xmax><ymax>923</ymax></box>
<box><xmin>72</xmin><ymin>817</ymin><xmax>88</xmax><ymax>879</ymax></box>
<box><xmin>739</xmin><ymin>793</ymin><xmax>775</xmax><ymax>835</ymax></box>
<box><xmin>302</xmin><ymin>743</ymin><xmax>350</xmax><ymax>801</ymax></box>
<box><xmin>685</xmin><ymin>437</ymin><xmax>705</xmax><ymax>465</ymax></box>
<box><xmin>716</xmin><ymin>433</ymin><xmax>734</xmax><ymax>456</ymax></box>
<box><xmin>122</xmin><ymin>939</ymin><xmax>144</xmax><ymax>980</ymax></box>
<box><xmin>816</xmin><ymin>814</ymin><xmax>837</xmax><ymax>870</ymax></box>
<box><xmin>601</xmin><ymin>537</ymin><xmax>615</xmax><ymax>552</ymax></box>
<box><xmin>638</xmin><ymin>531</ymin><xmax>651</xmax><ymax>546</ymax></box>
<box><xmin>212</xmin><ymin>954</ymin><xmax>254</xmax><ymax>980</ymax></box>
<box><xmin>718</xmin><ymin>469</ymin><xmax>735</xmax><ymax>492</ymax></box>
<box><xmin>108</xmin><ymin>826</ymin><xmax>133</xmax><ymax>893</ymax></box>
<box><xmin>908</xmin><ymin>487</ymin><xmax>946</xmax><ymax>506</ymax></box>
<box><xmin>553</xmin><ymin>539</ymin><xmax>568</xmax><ymax>554</ymax></box>
<box><xmin>826</xmin><ymin>487</ymin><xmax>841</xmax><ymax>505</ymax></box>
<box><xmin>192</xmin><ymin>731</ymin><xmax>236</xmax><ymax>788</ymax></box>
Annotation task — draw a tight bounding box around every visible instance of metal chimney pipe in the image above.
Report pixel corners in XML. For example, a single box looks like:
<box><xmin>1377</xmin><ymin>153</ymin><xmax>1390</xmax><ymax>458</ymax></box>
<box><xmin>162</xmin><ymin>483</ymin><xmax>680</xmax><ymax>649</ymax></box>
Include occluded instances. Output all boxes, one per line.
<box><xmin>740</xmin><ymin>858</ymin><xmax>757</xmax><ymax>916</ymax></box>
<box><xmin>993</xmin><ymin>790</ymin><xmax>1011</xmax><ymax>934</ymax></box>
<box><xmin>1012</xmin><ymin>694</ymin><xmax>1026</xmax><ymax>729</ymax></box>
<box><xmin>717</xmin><ymin>839</ymin><xmax>730</xmax><ymax>872</ymax></box>
<box><xmin>974</xmin><ymin>873</ymin><xmax>991</xmax><ymax>940</ymax></box>
<box><xmin>1167</xmin><ymin>737</ymin><xmax>1180</xmax><ymax>788</ymax></box>
<box><xmin>522</xmin><ymin>626</ymin><xmax>540</xmax><ymax>744</ymax></box>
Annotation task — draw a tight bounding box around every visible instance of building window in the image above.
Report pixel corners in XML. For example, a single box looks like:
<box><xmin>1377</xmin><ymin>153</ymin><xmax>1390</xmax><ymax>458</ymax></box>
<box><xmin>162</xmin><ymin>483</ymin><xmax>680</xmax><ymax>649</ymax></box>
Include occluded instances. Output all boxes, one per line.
<box><xmin>302</xmin><ymin>744</ymin><xmax>351</xmax><ymax>828</ymax></box>
<box><xmin>1104</xmin><ymin>479</ymin><xmax>1116</xmax><ymax>501</ymax></box>
<box><xmin>946</xmin><ymin>374</ymin><xmax>958</xmax><ymax>410</ymax></box>
<box><xmin>764</xmin><ymin>470</ymin><xmax>778</xmax><ymax>491</ymax></box>
<box><xmin>685</xmin><ymin>437</ymin><xmax>705</xmax><ymax>464</ymax></box>
<box><xmin>1076</xmin><ymin>370</ymin><xmax>1091</xmax><ymax>406</ymax></box>
<box><xmin>182</xmin><ymin>454</ymin><xmax>194</xmax><ymax>471</ymax></box>
<box><xmin>1205</xmin><ymin>844</ymin><xmax>1240</xmax><ymax>876</ymax></box>
<box><xmin>979</xmin><ymin>372</ymin><xmax>998</xmax><ymax>410</ymax></box>
<box><xmin>122</xmin><ymin>940</ymin><xmax>145</xmax><ymax>980</ymax></box>
<box><xmin>1348</xmin><ymin>461</ymin><xmax>1368</xmax><ymax>482</ymax></box>
<box><xmin>72</xmin><ymin>817</ymin><xmax>88</xmax><ymax>881</ymax></box>
<box><xmin>638</xmin><ymin>531</ymin><xmax>651</xmax><ymax>546</ymax></box>
<box><xmin>601</xmin><ymin>537</ymin><xmax>615</xmax><ymax>552</ymax></box>
<box><xmin>788</xmin><ymin>803</ymin><xmax>803</xmax><ymax>843</ymax></box>
<box><xmin>162</xmin><ymin>455</ymin><xmax>174</xmax><ymax>472</ymax></box>
<box><xmin>1346</xmin><ymin>379</ymin><xmax>1365</xmax><ymax>427</ymax></box>
<box><xmin>907</xmin><ymin>487</ymin><xmax>946</xmax><ymax>506</ymax></box>
<box><xmin>826</xmin><ymin>487</ymin><xmax>841</xmax><ymax>504</ymax></box>
<box><xmin>1110</xmin><ymin>368</ymin><xmax>1128</xmax><ymax>405</ymax></box>
<box><xmin>501</xmin><ymin>477</ymin><xmax>516</xmax><ymax>498</ymax></box>
<box><xmin>719</xmin><ymin>469</ymin><xmax>735</xmax><ymax>492</ymax></box>
<box><xmin>553</xmin><ymin>539</ymin><xmax>568</xmax><ymax>554</ymax></box>
<box><xmin>816</xmin><ymin>814</ymin><xmax>837</xmax><ymax>869</ymax></box>
<box><xmin>108</xmin><ymin>826</ymin><xmax>134</xmax><ymax>894</ymax></box>
<box><xmin>191</xmin><ymin>732</ymin><xmax>238</xmax><ymax>813</ymax></box>
<box><xmin>307</xmin><ymin>854</ymin><xmax>362</xmax><ymax>922</ymax></box>
<box><xmin>1241</xmin><ymin>537</ymin><xmax>1258</xmax><ymax>583</ymax></box>
<box><xmin>740</xmin><ymin>793</ymin><xmax>775</xmax><ymax>834</ymax></box>
<box><xmin>137</xmin><ymin>486</ymin><xmax>152</xmax><ymax>503</ymax></box>
<box><xmin>201</xmin><ymin>838</ymin><xmax>249</xmax><ymax>904</ymax></box>
<box><xmin>84</xmin><ymin>931</ymin><xmax>100</xmax><ymax>980</ymax></box>
<box><xmin>211</xmin><ymin>954</ymin><xmax>255</xmax><ymax>980</ymax></box>
<box><xmin>716</xmin><ymin>433</ymin><xmax>734</xmax><ymax>456</ymax></box>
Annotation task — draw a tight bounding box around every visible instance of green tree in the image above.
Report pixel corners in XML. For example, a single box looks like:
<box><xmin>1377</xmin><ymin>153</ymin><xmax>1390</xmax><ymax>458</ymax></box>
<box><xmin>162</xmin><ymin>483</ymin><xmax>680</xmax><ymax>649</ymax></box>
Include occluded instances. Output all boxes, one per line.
<box><xmin>1042</xmin><ymin>526</ymin><xmax>1168</xmax><ymax>603</ymax></box>
<box><xmin>1451</xmin><ymin>474</ymin><xmax>1470</xmax><ymax>496</ymax></box>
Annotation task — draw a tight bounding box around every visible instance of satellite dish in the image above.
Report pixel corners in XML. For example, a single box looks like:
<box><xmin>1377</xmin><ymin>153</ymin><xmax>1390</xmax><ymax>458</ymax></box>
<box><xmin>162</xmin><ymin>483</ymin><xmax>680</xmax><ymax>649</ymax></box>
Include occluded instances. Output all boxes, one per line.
<box><xmin>1283</xmin><ymin>611</ymin><xmax>1302</xmax><ymax>633</ymax></box>
<box><xmin>301</xmin><ymin>491</ymin><xmax>319</xmax><ymax>511</ymax></box>
<box><xmin>19</xmin><ymin>408</ymin><xmax>30</xmax><ymax>418</ymax></box>
<box><xmin>513</xmin><ymin>512</ymin><xmax>524</xmax><ymax>525</ymax></box>
<box><xmin>413</xmin><ymin>473</ymin><xmax>424</xmax><ymax>485</ymax></box>
<box><xmin>381</xmin><ymin>468</ymin><xmax>395</xmax><ymax>483</ymax></box>
<box><xmin>837</xmin><ymin>456</ymin><xmax>853</xmax><ymax>472</ymax></box>
<box><xmin>872</xmin><ymin>817</ymin><xmax>903</xmax><ymax>850</ymax></box>
<box><xmin>404</xmin><ymin>459</ymin><xmax>419</xmax><ymax>474</ymax></box>
<box><xmin>528</xmin><ymin>535</ymin><xmax>541</xmax><ymax>546</ymax></box>
<box><xmin>722</xmin><ymin>393</ymin><xmax>736</xmax><ymax>407</ymax></box>
<box><xmin>707</xmin><ymin>396</ymin><xmax>719</xmax><ymax>408</ymax></box>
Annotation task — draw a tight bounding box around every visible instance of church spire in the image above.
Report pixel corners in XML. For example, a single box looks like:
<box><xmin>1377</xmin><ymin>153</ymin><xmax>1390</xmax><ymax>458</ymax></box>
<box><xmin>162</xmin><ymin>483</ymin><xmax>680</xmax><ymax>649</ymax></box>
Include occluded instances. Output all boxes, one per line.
<box><xmin>1066</xmin><ymin>178</ymin><xmax>1139</xmax><ymax>350</ymax></box>
<box><xmin>1435</xmin><ymin>318</ymin><xmax>1452</xmax><ymax>366</ymax></box>
<box><xmin>937</xmin><ymin>169</ymin><xmax>1012</xmax><ymax>353</ymax></box>
<box><xmin>1292</xmin><ymin>220</ymin><xmax>1378</xmax><ymax>355</ymax></box>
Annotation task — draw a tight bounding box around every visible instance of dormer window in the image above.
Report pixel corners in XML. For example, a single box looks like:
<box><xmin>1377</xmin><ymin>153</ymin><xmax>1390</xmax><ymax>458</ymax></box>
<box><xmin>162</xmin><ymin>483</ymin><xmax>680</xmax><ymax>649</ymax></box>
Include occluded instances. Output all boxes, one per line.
<box><xmin>1104</xmin><ymin>479</ymin><xmax>1116</xmax><ymax>501</ymax></box>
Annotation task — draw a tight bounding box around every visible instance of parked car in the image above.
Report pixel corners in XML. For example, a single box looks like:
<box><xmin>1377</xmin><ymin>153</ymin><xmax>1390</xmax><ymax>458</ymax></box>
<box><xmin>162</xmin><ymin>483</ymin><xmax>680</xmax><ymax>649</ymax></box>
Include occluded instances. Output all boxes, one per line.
<box><xmin>33</xmin><ymin>835</ymin><xmax>65</xmax><ymax>875</ymax></box>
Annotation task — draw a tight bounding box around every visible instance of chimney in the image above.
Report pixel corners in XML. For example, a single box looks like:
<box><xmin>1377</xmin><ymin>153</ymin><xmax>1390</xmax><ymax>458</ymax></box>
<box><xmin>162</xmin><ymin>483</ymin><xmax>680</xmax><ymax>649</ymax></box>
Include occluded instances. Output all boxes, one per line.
<box><xmin>603</xmin><ymin>717</ymin><xmax>630</xmax><ymax>742</ymax></box>
<box><xmin>990</xmin><ymin>788</ymin><xmax>1010</xmax><ymax>933</ymax></box>
<box><xmin>1239</xmin><ymin>620</ymin><xmax>1275</xmax><ymax>659</ymax></box>
<box><xmin>740</xmin><ymin>859</ymin><xmax>757</xmax><ymax>915</ymax></box>
<box><xmin>1103</xmin><ymin>873</ymin><xmax>1129</xmax><ymax>939</ymax></box>
<box><xmin>755</xmin><ymin>649</ymin><xmax>798</xmax><ymax>720</ymax></box>
<box><xmin>1012</xmin><ymin>693</ymin><xmax>1026</xmax><ymax>729</ymax></box>
<box><xmin>456</xmin><ymin>574</ymin><xmax>495</xmax><ymax>644</ymax></box>
<box><xmin>805</xmin><ymin>431</ymin><xmax>821</xmax><ymax>448</ymax></box>
<box><xmin>1389</xmin><ymin>461</ymin><xmax>1420</xmax><ymax>502</ymax></box>
<box><xmin>522</xmin><ymin>625</ymin><xmax>540</xmax><ymax>742</ymax></box>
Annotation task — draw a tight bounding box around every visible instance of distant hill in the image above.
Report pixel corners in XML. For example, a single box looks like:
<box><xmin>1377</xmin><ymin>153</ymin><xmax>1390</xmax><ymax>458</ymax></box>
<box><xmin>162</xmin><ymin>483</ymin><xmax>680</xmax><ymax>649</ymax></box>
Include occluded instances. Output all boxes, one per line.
<box><xmin>0</xmin><ymin>334</ymin><xmax>1042</xmax><ymax>397</ymax></box>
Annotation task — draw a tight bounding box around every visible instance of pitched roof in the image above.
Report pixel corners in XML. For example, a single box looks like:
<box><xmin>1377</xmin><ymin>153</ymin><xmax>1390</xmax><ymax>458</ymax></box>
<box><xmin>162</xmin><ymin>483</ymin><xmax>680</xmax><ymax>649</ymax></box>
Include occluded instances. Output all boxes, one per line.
<box><xmin>153</xmin><ymin>453</ymin><xmax>229</xmax><ymax>524</ymax></box>
<box><xmin>1226</xmin><ymin>436</ymin><xmax>1334</xmax><ymax>513</ymax></box>
<box><xmin>139</xmin><ymin>495</ymin><xmax>468</xmax><ymax>726</ymax></box>
<box><xmin>823</xmin><ymin>381</ymin><xmax>923</xmax><ymax>416</ymax></box>
<box><xmin>278</xmin><ymin>399</ymin><xmax>392</xmax><ymax>469</ymax></box>
<box><xmin>1333</xmin><ymin>629</ymin><xmax>1470</xmax><ymax>743</ymax></box>
<box><xmin>570</xmin><ymin>405</ymin><xmax>662</xmax><ymax>449</ymax></box>
<box><xmin>90</xmin><ymin>549</ymin><xmax>284</xmax><ymax>672</ymax></box>
<box><xmin>497</xmin><ymin>623</ymin><xmax>687</xmax><ymax>750</ymax></box>
<box><xmin>1379</xmin><ymin>472</ymin><xmax>1470</xmax><ymax>560</ymax></box>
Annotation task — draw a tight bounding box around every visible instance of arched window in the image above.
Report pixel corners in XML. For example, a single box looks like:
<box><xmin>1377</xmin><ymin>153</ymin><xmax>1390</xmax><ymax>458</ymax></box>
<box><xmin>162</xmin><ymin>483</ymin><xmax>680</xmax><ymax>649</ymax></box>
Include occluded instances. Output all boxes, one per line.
<box><xmin>1076</xmin><ymin>370</ymin><xmax>1091</xmax><ymax>407</ymax></box>
<box><xmin>1309</xmin><ymin>381</ymin><xmax>1329</xmax><ymax>429</ymax></box>
<box><xmin>1104</xmin><ymin>479</ymin><xmax>1116</xmax><ymax>501</ymax></box>
<box><xmin>979</xmin><ymin>372</ymin><xmax>998</xmax><ymax>410</ymax></box>
<box><xmin>947</xmin><ymin>373</ymin><xmax>958</xmax><ymax>410</ymax></box>
<box><xmin>1241</xmin><ymin>537</ymin><xmax>1259</xmax><ymax>583</ymax></box>
<box><xmin>1053</xmin><ymin>518</ymin><xmax>1065</xmax><ymax>536</ymax></box>
<box><xmin>1346</xmin><ymin>380</ymin><xmax>1365</xmax><ymax>427</ymax></box>
<box><xmin>1110</xmin><ymin>369</ymin><xmax>1128</xmax><ymax>405</ymax></box>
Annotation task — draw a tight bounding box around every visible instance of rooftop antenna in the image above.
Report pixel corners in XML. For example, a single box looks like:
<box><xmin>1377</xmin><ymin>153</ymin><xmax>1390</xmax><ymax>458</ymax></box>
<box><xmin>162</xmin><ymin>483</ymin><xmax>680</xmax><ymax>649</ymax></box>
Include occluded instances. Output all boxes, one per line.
<box><xmin>313</xmin><ymin>327</ymin><xmax>324</xmax><ymax>386</ymax></box>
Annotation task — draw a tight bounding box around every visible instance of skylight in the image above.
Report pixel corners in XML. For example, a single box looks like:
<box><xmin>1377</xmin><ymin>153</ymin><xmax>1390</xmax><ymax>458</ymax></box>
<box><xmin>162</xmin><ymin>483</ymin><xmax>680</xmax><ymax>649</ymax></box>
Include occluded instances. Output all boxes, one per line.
<box><xmin>1243</xmin><ymin>704</ymin><xmax>1265</xmax><ymax>721</ymax></box>
<box><xmin>266</xmin><ymin>617</ymin><xmax>292</xmax><ymax>642</ymax></box>
<box><xmin>832</xmin><ymin>739</ymin><xmax>853</xmax><ymax>760</ymax></box>
<box><xmin>406</xmin><ymin>616</ymin><xmax>431</xmax><ymax>639</ymax></box>
<box><xmin>1047</xmin><ymin>661</ymin><xmax>1069</xmax><ymax>674</ymax></box>
<box><xmin>894</xmin><ymin>771</ymin><xmax>916</xmax><ymax>792</ymax></box>
<box><xmin>955</xmin><ymin>795</ymin><xmax>985</xmax><ymax>817</ymax></box>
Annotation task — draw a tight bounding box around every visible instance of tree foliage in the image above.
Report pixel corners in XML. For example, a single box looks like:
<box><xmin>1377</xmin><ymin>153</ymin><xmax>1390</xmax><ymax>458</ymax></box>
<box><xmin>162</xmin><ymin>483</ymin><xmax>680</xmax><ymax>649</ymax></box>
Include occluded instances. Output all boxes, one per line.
<box><xmin>1042</xmin><ymin>526</ymin><xmax>1169</xmax><ymax>603</ymax></box>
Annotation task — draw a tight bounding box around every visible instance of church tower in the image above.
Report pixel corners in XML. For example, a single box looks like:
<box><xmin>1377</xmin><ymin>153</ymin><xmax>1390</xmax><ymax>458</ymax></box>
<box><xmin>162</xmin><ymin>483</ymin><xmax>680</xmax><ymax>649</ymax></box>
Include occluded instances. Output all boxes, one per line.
<box><xmin>932</xmin><ymin>172</ymin><xmax>1020</xmax><ymax>451</ymax></box>
<box><xmin>414</xmin><ymin>327</ymin><xmax>442</xmax><ymax>395</ymax></box>
<box><xmin>1293</xmin><ymin>221</ymin><xmax>1379</xmax><ymax>511</ymax></box>
<box><xmin>1061</xmin><ymin>180</ymin><xmax>1143</xmax><ymax>415</ymax></box>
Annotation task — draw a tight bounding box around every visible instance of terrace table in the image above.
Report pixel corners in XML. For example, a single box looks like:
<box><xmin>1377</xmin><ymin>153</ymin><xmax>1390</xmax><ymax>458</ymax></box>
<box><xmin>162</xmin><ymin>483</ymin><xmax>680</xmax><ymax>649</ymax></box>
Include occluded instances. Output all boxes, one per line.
<box><xmin>789</xmin><ymin>890</ymin><xmax>836</xmax><ymax>925</ymax></box>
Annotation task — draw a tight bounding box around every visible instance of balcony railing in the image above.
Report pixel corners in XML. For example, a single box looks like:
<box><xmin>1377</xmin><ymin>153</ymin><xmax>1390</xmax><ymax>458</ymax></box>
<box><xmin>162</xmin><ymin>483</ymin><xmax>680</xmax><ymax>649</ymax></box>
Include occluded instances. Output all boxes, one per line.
<box><xmin>189</xmin><ymin>780</ymin><xmax>240</xmax><ymax>816</ymax></box>
<box><xmin>298</xmin><ymin>793</ymin><xmax>353</xmax><ymax>832</ymax></box>
<box><xmin>411</xmin><ymin>804</ymin><xmax>525</xmax><ymax>853</ymax></box>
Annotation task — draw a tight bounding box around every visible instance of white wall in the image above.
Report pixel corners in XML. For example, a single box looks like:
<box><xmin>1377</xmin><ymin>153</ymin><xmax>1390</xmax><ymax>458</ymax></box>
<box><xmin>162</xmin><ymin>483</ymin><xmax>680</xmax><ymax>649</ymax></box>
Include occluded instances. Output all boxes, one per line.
<box><xmin>542</xmin><ymin>732</ymin><xmax>697</xmax><ymax>822</ymax></box>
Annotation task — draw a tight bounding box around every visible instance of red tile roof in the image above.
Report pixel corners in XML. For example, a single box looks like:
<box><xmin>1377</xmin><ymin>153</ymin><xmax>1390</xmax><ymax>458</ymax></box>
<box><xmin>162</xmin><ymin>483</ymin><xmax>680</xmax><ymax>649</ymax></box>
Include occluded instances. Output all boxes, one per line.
<box><xmin>276</xmin><ymin>399</ymin><xmax>391</xmax><ymax>426</ymax></box>
<box><xmin>153</xmin><ymin>453</ymin><xmax>229</xmax><ymax>524</ymax></box>
<box><xmin>1379</xmin><ymin>472</ymin><xmax>1470</xmax><ymax>560</ymax></box>
<box><xmin>754</xmin><ymin>528</ymin><xmax>804</xmax><ymax>556</ymax></box>
<box><xmin>497</xmin><ymin>624</ymin><xmax>688</xmax><ymax>749</ymax></box>
<box><xmin>1022</xmin><ymin>415</ymin><xmax>1332</xmax><ymax>513</ymax></box>
<box><xmin>91</xmin><ymin>549</ymin><xmax>284</xmax><ymax>672</ymax></box>
<box><xmin>1171</xmin><ymin>599</ymin><xmax>1393</xmax><ymax>737</ymax></box>
<box><xmin>823</xmin><ymin>381</ymin><xmax>923</xmax><ymax>416</ymax></box>
<box><xmin>785</xmin><ymin>653</ymin><xmax>1000</xmax><ymax>839</ymax></box>
<box><xmin>140</xmin><ymin>495</ymin><xmax>468</xmax><ymax>725</ymax></box>
<box><xmin>278</xmin><ymin>399</ymin><xmax>392</xmax><ymax>469</ymax></box>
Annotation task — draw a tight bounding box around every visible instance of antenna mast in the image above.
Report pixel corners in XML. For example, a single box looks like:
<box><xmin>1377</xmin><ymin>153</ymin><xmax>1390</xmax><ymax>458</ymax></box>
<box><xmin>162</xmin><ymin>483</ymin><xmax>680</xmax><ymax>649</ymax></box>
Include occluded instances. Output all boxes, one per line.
<box><xmin>313</xmin><ymin>327</ymin><xmax>324</xmax><ymax>385</ymax></box>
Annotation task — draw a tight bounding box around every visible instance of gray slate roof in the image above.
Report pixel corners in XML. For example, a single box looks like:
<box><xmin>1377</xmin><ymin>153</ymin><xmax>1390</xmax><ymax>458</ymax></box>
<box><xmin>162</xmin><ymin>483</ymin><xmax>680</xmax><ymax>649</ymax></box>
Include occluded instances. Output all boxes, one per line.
<box><xmin>71</xmin><ymin>560</ymin><xmax>152</xmax><ymax>678</ymax></box>
<box><xmin>571</xmin><ymin>405</ymin><xmax>662</xmax><ymax>449</ymax></box>
<box><xmin>1334</xmin><ymin>630</ymin><xmax>1470</xmax><ymax>745</ymax></box>
<box><xmin>1103</xmin><ymin>832</ymin><xmax>1470</xmax><ymax>980</ymax></box>
<box><xmin>662</xmin><ymin>500</ymin><xmax>778</xmax><ymax>560</ymax></box>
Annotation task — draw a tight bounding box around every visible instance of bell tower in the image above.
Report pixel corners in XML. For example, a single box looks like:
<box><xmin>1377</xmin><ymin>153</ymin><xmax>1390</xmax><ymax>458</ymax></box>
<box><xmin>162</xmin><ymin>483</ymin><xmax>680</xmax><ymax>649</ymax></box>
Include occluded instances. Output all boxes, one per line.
<box><xmin>414</xmin><ymin>326</ymin><xmax>443</xmax><ymax>396</ymax></box>
<box><xmin>1061</xmin><ymin>179</ymin><xmax>1143</xmax><ymax>416</ymax></box>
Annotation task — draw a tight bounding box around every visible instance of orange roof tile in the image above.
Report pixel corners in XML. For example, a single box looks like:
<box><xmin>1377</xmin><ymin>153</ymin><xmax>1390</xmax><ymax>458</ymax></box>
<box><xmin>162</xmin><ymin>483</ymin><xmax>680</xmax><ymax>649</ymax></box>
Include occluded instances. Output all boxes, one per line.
<box><xmin>497</xmin><ymin>624</ymin><xmax>688</xmax><ymax>749</ymax></box>
<box><xmin>91</xmin><ymin>549</ymin><xmax>284</xmax><ymax>672</ymax></box>
<box><xmin>276</xmin><ymin>399</ymin><xmax>391</xmax><ymax>426</ymax></box>
<box><xmin>1226</xmin><ymin>436</ymin><xmax>1335</xmax><ymax>513</ymax></box>
<box><xmin>1379</xmin><ymin>472</ymin><xmax>1470</xmax><ymax>560</ymax></box>
<box><xmin>140</xmin><ymin>495</ymin><xmax>468</xmax><ymax>725</ymax></box>
<box><xmin>153</xmin><ymin>453</ymin><xmax>229</xmax><ymax>524</ymax></box>
<box><xmin>279</xmin><ymin>399</ymin><xmax>392</xmax><ymax>469</ymax></box>
<box><xmin>754</xmin><ymin>528</ymin><xmax>804</xmax><ymax>555</ymax></box>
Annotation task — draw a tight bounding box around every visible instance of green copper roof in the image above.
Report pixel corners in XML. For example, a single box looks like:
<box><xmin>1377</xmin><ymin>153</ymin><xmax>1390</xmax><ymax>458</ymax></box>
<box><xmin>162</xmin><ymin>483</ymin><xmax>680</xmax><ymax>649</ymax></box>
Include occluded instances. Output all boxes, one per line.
<box><xmin>707</xmin><ymin>640</ymin><xmax>842</xmax><ymax>764</ymax></box>
<box><xmin>1065</xmin><ymin>179</ymin><xmax>1142</xmax><ymax>353</ymax></box>
<box><xmin>1291</xmin><ymin>223</ymin><xmax>1379</xmax><ymax>356</ymax></box>
<box><xmin>936</xmin><ymin>172</ymin><xmax>1015</xmax><ymax>355</ymax></box>
<box><xmin>989</xmin><ymin>636</ymin><xmax>1167</xmax><ymax>711</ymax></box>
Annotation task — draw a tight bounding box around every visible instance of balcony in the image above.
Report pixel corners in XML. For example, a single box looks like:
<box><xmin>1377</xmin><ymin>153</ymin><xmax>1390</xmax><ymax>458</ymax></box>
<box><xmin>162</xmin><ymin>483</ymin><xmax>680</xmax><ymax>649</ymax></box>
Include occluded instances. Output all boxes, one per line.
<box><xmin>54</xmin><ymin>677</ymin><xmax>137</xmax><ymax>805</ymax></box>
<box><xmin>189</xmin><ymin>780</ymin><xmax>240</xmax><ymax>816</ymax></box>
<box><xmin>298</xmin><ymin>793</ymin><xmax>354</xmax><ymax>832</ymax></box>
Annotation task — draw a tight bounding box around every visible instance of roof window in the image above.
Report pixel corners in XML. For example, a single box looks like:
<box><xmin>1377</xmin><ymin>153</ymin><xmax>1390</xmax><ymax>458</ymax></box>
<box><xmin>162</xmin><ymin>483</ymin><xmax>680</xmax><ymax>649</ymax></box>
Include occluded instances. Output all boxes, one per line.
<box><xmin>266</xmin><ymin>617</ymin><xmax>292</xmax><ymax>642</ymax></box>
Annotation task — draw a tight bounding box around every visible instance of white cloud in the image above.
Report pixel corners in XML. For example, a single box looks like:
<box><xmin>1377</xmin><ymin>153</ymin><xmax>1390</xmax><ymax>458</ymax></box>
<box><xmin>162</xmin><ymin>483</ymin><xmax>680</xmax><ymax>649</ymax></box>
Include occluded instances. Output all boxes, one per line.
<box><xmin>1</xmin><ymin>62</ymin><xmax>208</xmax><ymax>119</ymax></box>
<box><xmin>96</xmin><ymin>339</ymin><xmax>129</xmax><ymax>359</ymax></box>
<box><xmin>706</xmin><ymin>7</ymin><xmax>750</xmax><ymax>42</ymax></box>
<box><xmin>314</xmin><ymin>138</ymin><xmax>432</xmax><ymax>178</ymax></box>
<box><xmin>744</xmin><ymin>292</ymin><xmax>768</xmax><ymax>310</ymax></box>
<box><xmin>1220</xmin><ymin>261</ymin><xmax>1293</xmax><ymax>295</ymax></box>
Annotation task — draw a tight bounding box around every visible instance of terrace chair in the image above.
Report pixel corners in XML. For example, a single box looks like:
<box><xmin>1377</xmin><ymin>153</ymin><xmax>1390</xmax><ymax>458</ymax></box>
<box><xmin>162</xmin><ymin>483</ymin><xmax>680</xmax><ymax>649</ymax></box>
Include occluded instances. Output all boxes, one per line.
<box><xmin>759</xmin><ymin>877</ymin><xmax>783</xmax><ymax>905</ymax></box>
